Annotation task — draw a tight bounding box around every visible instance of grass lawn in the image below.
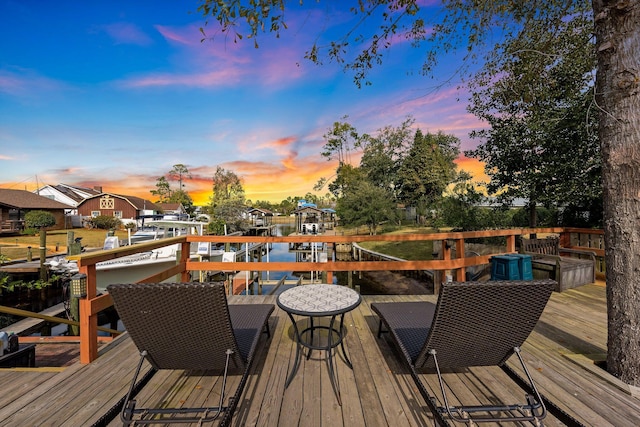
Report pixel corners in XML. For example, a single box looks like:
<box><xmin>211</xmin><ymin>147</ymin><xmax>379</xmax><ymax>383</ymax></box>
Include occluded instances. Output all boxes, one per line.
<box><xmin>354</xmin><ymin>226</ymin><xmax>439</xmax><ymax>260</ymax></box>
<box><xmin>0</xmin><ymin>228</ymin><xmax>128</xmax><ymax>261</ymax></box>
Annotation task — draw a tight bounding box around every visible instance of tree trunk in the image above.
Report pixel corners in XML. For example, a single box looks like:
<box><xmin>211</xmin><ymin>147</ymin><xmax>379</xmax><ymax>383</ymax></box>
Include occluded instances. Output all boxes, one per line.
<box><xmin>593</xmin><ymin>0</ymin><xmax>640</xmax><ymax>386</ymax></box>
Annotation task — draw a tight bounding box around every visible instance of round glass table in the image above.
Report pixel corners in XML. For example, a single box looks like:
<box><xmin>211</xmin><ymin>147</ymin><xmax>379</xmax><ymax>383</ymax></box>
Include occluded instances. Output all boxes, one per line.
<box><xmin>277</xmin><ymin>284</ymin><xmax>362</xmax><ymax>405</ymax></box>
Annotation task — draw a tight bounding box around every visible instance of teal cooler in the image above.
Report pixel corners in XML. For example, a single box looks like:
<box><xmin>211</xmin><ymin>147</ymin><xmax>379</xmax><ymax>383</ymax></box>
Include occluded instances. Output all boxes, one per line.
<box><xmin>490</xmin><ymin>255</ymin><xmax>520</xmax><ymax>280</ymax></box>
<box><xmin>512</xmin><ymin>254</ymin><xmax>533</xmax><ymax>280</ymax></box>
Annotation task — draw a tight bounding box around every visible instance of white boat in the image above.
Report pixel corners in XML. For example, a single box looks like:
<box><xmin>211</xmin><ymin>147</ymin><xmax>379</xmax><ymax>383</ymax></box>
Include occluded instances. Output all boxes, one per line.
<box><xmin>49</xmin><ymin>220</ymin><xmax>210</xmax><ymax>292</ymax></box>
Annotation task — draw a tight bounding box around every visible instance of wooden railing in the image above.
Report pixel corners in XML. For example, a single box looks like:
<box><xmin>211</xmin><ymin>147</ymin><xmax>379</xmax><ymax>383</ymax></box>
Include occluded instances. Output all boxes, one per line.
<box><xmin>67</xmin><ymin>227</ymin><xmax>604</xmax><ymax>363</ymax></box>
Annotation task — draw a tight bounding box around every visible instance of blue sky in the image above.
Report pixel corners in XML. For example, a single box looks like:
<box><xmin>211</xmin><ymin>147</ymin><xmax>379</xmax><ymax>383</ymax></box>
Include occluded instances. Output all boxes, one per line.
<box><xmin>0</xmin><ymin>1</ymin><xmax>485</xmax><ymax>204</ymax></box>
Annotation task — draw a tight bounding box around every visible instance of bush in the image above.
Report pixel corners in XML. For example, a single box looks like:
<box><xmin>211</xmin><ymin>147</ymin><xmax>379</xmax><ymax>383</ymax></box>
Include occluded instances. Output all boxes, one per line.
<box><xmin>21</xmin><ymin>227</ymin><xmax>37</xmax><ymax>236</ymax></box>
<box><xmin>24</xmin><ymin>210</ymin><xmax>56</xmax><ymax>229</ymax></box>
<box><xmin>88</xmin><ymin>215</ymin><xmax>122</xmax><ymax>230</ymax></box>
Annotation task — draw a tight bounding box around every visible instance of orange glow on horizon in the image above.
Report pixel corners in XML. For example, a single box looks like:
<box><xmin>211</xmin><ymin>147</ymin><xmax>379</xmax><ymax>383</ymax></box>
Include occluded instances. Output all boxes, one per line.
<box><xmin>4</xmin><ymin>157</ymin><xmax>488</xmax><ymax>206</ymax></box>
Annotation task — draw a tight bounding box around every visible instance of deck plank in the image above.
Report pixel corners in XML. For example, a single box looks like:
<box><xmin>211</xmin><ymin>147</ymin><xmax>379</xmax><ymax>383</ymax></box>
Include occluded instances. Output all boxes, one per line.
<box><xmin>1</xmin><ymin>284</ymin><xmax>640</xmax><ymax>426</ymax></box>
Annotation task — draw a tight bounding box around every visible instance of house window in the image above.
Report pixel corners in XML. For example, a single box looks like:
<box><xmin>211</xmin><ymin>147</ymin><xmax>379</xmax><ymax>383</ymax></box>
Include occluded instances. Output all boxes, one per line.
<box><xmin>100</xmin><ymin>196</ymin><xmax>114</xmax><ymax>210</ymax></box>
<box><xmin>91</xmin><ymin>211</ymin><xmax>100</xmax><ymax>217</ymax></box>
<box><xmin>113</xmin><ymin>211</ymin><xmax>123</xmax><ymax>219</ymax></box>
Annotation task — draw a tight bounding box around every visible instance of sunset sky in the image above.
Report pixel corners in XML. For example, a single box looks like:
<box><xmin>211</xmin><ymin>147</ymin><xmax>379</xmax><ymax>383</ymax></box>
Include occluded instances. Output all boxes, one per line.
<box><xmin>0</xmin><ymin>1</ymin><xmax>488</xmax><ymax>206</ymax></box>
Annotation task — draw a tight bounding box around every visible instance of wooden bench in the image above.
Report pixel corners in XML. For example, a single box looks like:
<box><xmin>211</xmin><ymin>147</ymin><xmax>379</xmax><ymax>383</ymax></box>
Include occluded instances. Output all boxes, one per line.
<box><xmin>520</xmin><ymin>237</ymin><xmax>596</xmax><ymax>292</ymax></box>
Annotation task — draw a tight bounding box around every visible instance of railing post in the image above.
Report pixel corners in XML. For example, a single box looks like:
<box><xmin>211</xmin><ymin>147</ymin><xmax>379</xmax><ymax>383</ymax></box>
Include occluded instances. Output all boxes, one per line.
<box><xmin>506</xmin><ymin>234</ymin><xmax>517</xmax><ymax>253</ymax></box>
<box><xmin>180</xmin><ymin>241</ymin><xmax>190</xmax><ymax>282</ymax></box>
<box><xmin>80</xmin><ymin>264</ymin><xmax>98</xmax><ymax>364</ymax></box>
<box><xmin>455</xmin><ymin>238</ymin><xmax>465</xmax><ymax>281</ymax></box>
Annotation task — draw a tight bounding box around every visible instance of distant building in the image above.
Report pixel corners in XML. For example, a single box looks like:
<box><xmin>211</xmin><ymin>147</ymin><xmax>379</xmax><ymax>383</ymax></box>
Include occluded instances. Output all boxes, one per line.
<box><xmin>157</xmin><ymin>203</ymin><xmax>188</xmax><ymax>220</ymax></box>
<box><xmin>0</xmin><ymin>188</ymin><xmax>74</xmax><ymax>233</ymax></box>
<box><xmin>247</xmin><ymin>207</ymin><xmax>273</xmax><ymax>227</ymax></box>
<box><xmin>33</xmin><ymin>184</ymin><xmax>102</xmax><ymax>214</ymax></box>
<box><xmin>76</xmin><ymin>193</ymin><xmax>161</xmax><ymax>225</ymax></box>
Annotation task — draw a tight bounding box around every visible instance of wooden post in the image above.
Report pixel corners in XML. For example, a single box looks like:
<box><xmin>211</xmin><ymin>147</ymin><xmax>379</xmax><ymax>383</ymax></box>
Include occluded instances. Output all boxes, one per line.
<box><xmin>69</xmin><ymin>297</ymin><xmax>80</xmax><ymax>336</ymax></box>
<box><xmin>67</xmin><ymin>231</ymin><xmax>74</xmax><ymax>255</ymax></box>
<box><xmin>455</xmin><ymin>238</ymin><xmax>466</xmax><ymax>282</ymax></box>
<box><xmin>79</xmin><ymin>264</ymin><xmax>98</xmax><ymax>364</ymax></box>
<box><xmin>39</xmin><ymin>230</ymin><xmax>47</xmax><ymax>281</ymax></box>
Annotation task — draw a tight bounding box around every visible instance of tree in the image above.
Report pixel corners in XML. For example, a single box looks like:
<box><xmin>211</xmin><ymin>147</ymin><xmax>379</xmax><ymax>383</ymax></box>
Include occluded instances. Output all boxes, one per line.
<box><xmin>594</xmin><ymin>0</ymin><xmax>640</xmax><ymax>386</ymax></box>
<box><xmin>465</xmin><ymin>8</ymin><xmax>600</xmax><ymax>228</ymax></box>
<box><xmin>336</xmin><ymin>180</ymin><xmax>396</xmax><ymax>235</ymax></box>
<box><xmin>210</xmin><ymin>166</ymin><xmax>247</xmax><ymax>232</ymax></box>
<box><xmin>24</xmin><ymin>210</ymin><xmax>56</xmax><ymax>280</ymax></box>
<box><xmin>326</xmin><ymin>163</ymin><xmax>366</xmax><ymax>200</ymax></box>
<box><xmin>397</xmin><ymin>130</ymin><xmax>460</xmax><ymax>210</ymax></box>
<box><xmin>320</xmin><ymin>118</ymin><xmax>362</xmax><ymax>165</ymax></box>
<box><xmin>169</xmin><ymin>189</ymin><xmax>195</xmax><ymax>216</ymax></box>
<box><xmin>150</xmin><ymin>176</ymin><xmax>172</xmax><ymax>203</ymax></box>
<box><xmin>168</xmin><ymin>164</ymin><xmax>191</xmax><ymax>192</ymax></box>
<box><xmin>211</xmin><ymin>166</ymin><xmax>245</xmax><ymax>207</ymax></box>
<box><xmin>198</xmin><ymin>1</ymin><xmax>640</xmax><ymax>386</ymax></box>
<box><xmin>359</xmin><ymin>117</ymin><xmax>414</xmax><ymax>199</ymax></box>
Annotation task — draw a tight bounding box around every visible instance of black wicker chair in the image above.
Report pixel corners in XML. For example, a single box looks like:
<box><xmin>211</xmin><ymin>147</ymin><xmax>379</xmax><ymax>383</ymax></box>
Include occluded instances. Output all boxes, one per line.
<box><xmin>107</xmin><ymin>282</ymin><xmax>274</xmax><ymax>426</ymax></box>
<box><xmin>371</xmin><ymin>280</ymin><xmax>556</xmax><ymax>426</ymax></box>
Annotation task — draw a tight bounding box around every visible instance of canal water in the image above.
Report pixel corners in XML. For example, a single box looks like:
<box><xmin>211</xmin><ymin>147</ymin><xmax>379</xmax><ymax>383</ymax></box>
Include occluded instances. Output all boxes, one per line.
<box><xmin>237</xmin><ymin>224</ymin><xmax>431</xmax><ymax>296</ymax></box>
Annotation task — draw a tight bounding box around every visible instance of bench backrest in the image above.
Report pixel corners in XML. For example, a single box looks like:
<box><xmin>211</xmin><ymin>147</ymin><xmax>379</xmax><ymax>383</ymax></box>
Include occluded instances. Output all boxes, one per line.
<box><xmin>521</xmin><ymin>237</ymin><xmax>560</xmax><ymax>256</ymax></box>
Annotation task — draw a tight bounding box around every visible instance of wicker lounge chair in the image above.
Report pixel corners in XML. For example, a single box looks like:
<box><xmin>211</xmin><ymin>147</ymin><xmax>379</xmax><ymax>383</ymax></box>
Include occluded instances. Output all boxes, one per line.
<box><xmin>107</xmin><ymin>282</ymin><xmax>274</xmax><ymax>426</ymax></box>
<box><xmin>371</xmin><ymin>280</ymin><xmax>556</xmax><ymax>426</ymax></box>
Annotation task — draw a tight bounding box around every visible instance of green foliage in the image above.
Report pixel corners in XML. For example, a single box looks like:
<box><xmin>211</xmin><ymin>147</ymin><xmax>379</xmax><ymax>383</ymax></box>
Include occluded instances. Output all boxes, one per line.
<box><xmin>169</xmin><ymin>189</ymin><xmax>195</xmax><ymax>215</ymax></box>
<box><xmin>169</xmin><ymin>164</ymin><xmax>191</xmax><ymax>191</ymax></box>
<box><xmin>397</xmin><ymin>130</ymin><xmax>460</xmax><ymax>209</ymax></box>
<box><xmin>336</xmin><ymin>181</ymin><xmax>397</xmax><ymax>235</ymax></box>
<box><xmin>151</xmin><ymin>165</ymin><xmax>196</xmax><ymax>215</ymax></box>
<box><xmin>88</xmin><ymin>215</ymin><xmax>122</xmax><ymax>230</ymax></box>
<box><xmin>21</xmin><ymin>227</ymin><xmax>37</xmax><ymax>236</ymax></box>
<box><xmin>511</xmin><ymin>207</ymin><xmax>558</xmax><ymax>228</ymax></box>
<box><xmin>208</xmin><ymin>166</ymin><xmax>247</xmax><ymax>232</ymax></box>
<box><xmin>320</xmin><ymin>118</ymin><xmax>363</xmax><ymax>165</ymax></box>
<box><xmin>0</xmin><ymin>277</ymin><xmax>51</xmax><ymax>292</ymax></box>
<box><xmin>24</xmin><ymin>210</ymin><xmax>56</xmax><ymax>229</ymax></box>
<box><xmin>465</xmin><ymin>5</ymin><xmax>599</xmax><ymax>227</ymax></box>
<box><xmin>151</xmin><ymin>176</ymin><xmax>172</xmax><ymax>203</ymax></box>
<box><xmin>210</xmin><ymin>166</ymin><xmax>245</xmax><ymax>207</ymax></box>
<box><xmin>207</xmin><ymin>218</ymin><xmax>227</xmax><ymax>235</ymax></box>
<box><xmin>359</xmin><ymin>117</ymin><xmax>414</xmax><ymax>199</ymax></box>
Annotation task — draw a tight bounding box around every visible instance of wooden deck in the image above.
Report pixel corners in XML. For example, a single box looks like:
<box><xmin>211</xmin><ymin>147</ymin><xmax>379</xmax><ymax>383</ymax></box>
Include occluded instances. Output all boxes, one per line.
<box><xmin>1</xmin><ymin>282</ymin><xmax>639</xmax><ymax>426</ymax></box>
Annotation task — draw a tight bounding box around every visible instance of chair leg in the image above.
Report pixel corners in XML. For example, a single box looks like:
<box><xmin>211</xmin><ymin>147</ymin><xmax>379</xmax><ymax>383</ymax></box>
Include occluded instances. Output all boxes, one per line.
<box><xmin>120</xmin><ymin>350</ymin><xmax>148</xmax><ymax>425</ymax></box>
<box><xmin>428</xmin><ymin>348</ymin><xmax>547</xmax><ymax>425</ymax></box>
<box><xmin>377</xmin><ymin>319</ymin><xmax>387</xmax><ymax>338</ymax></box>
<box><xmin>120</xmin><ymin>349</ymin><xmax>233</xmax><ymax>425</ymax></box>
<box><xmin>263</xmin><ymin>320</ymin><xmax>271</xmax><ymax>338</ymax></box>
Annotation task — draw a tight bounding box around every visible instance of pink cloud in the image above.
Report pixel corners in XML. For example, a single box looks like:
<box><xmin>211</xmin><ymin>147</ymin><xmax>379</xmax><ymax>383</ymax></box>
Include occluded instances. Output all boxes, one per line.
<box><xmin>118</xmin><ymin>68</ymin><xmax>244</xmax><ymax>88</ymax></box>
<box><xmin>0</xmin><ymin>69</ymin><xmax>68</xmax><ymax>98</ymax></box>
<box><xmin>102</xmin><ymin>22</ymin><xmax>153</xmax><ymax>46</ymax></box>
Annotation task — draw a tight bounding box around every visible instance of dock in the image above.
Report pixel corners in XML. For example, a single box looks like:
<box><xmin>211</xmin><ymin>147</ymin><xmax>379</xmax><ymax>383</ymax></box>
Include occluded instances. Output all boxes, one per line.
<box><xmin>1</xmin><ymin>282</ymin><xmax>639</xmax><ymax>426</ymax></box>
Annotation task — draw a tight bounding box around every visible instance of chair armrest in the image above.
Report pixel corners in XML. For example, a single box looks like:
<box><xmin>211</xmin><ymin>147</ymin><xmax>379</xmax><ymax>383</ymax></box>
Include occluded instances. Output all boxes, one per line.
<box><xmin>559</xmin><ymin>248</ymin><xmax>597</xmax><ymax>262</ymax></box>
<box><xmin>523</xmin><ymin>251</ymin><xmax>562</xmax><ymax>262</ymax></box>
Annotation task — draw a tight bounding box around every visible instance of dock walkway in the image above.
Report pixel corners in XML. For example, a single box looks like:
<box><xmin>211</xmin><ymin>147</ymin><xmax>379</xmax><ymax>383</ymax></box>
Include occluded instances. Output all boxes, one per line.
<box><xmin>1</xmin><ymin>283</ymin><xmax>639</xmax><ymax>426</ymax></box>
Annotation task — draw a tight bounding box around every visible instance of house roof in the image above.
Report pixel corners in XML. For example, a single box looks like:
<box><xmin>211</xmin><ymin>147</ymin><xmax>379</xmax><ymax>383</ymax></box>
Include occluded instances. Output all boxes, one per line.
<box><xmin>59</xmin><ymin>183</ymin><xmax>102</xmax><ymax>197</ymax></box>
<box><xmin>0</xmin><ymin>188</ymin><xmax>74</xmax><ymax>210</ymax></box>
<box><xmin>79</xmin><ymin>193</ymin><xmax>160</xmax><ymax>211</ymax></box>
<box><xmin>158</xmin><ymin>203</ymin><xmax>184</xmax><ymax>212</ymax></box>
<box><xmin>293</xmin><ymin>206</ymin><xmax>324</xmax><ymax>215</ymax></box>
<box><xmin>247</xmin><ymin>207</ymin><xmax>273</xmax><ymax>216</ymax></box>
